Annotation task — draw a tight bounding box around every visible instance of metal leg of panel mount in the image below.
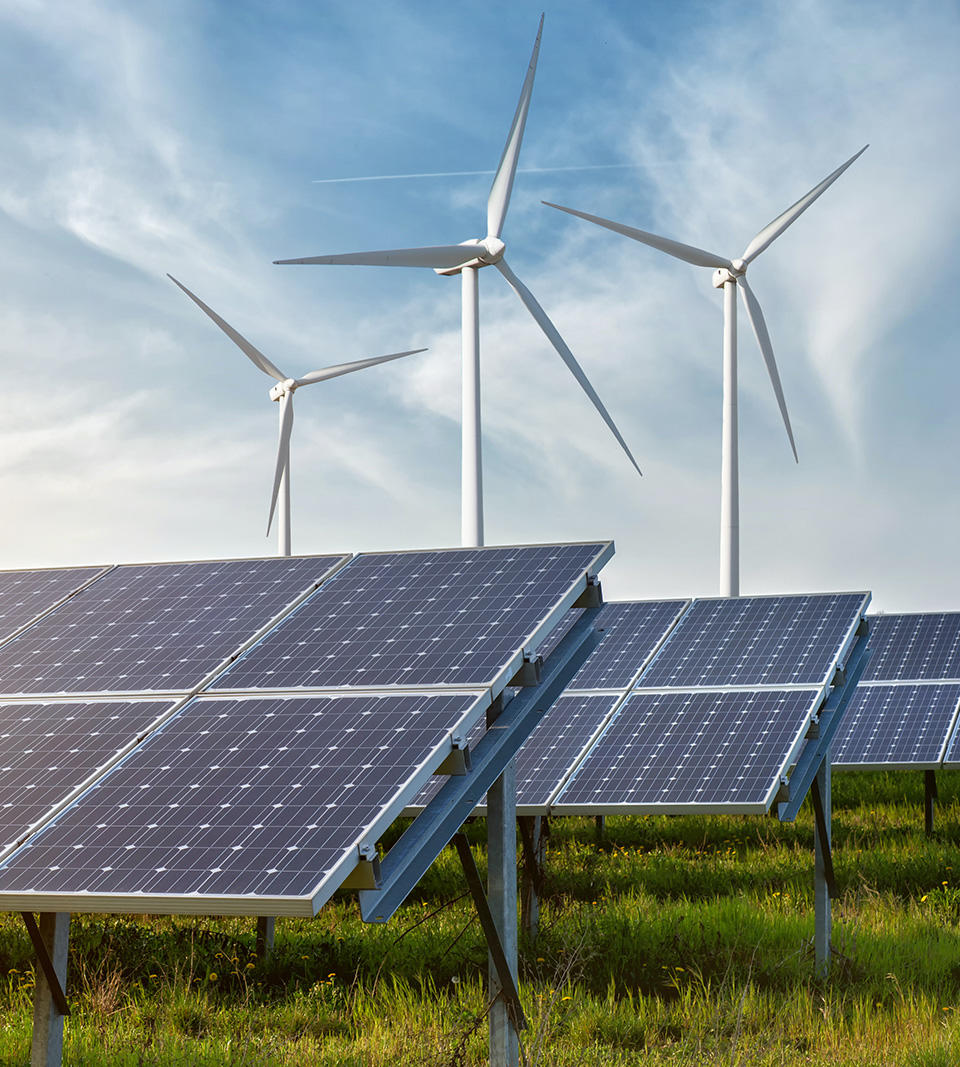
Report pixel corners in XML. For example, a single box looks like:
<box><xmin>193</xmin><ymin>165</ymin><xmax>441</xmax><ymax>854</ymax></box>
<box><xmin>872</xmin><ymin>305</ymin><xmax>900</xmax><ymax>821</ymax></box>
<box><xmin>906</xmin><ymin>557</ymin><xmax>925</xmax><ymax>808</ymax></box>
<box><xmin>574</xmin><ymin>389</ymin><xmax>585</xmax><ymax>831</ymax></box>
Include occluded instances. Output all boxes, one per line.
<box><xmin>810</xmin><ymin>760</ymin><xmax>834</xmax><ymax>978</ymax></box>
<box><xmin>519</xmin><ymin>815</ymin><xmax>544</xmax><ymax>939</ymax></box>
<box><xmin>256</xmin><ymin>916</ymin><xmax>275</xmax><ymax>960</ymax></box>
<box><xmin>594</xmin><ymin>815</ymin><xmax>606</xmax><ymax>847</ymax></box>
<box><xmin>23</xmin><ymin>912</ymin><xmax>70</xmax><ymax>1067</ymax></box>
<box><xmin>484</xmin><ymin>762</ymin><xmax>523</xmax><ymax>1066</ymax></box>
<box><xmin>925</xmin><ymin>770</ymin><xmax>938</xmax><ymax>837</ymax></box>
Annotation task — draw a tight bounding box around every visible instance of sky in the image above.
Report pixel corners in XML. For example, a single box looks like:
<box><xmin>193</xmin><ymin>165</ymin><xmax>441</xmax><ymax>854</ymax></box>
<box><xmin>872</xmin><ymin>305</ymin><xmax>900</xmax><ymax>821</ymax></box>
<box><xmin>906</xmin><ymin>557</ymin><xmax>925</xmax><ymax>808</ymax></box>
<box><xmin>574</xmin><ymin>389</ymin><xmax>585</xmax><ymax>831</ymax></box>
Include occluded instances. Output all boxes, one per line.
<box><xmin>0</xmin><ymin>0</ymin><xmax>957</xmax><ymax>613</ymax></box>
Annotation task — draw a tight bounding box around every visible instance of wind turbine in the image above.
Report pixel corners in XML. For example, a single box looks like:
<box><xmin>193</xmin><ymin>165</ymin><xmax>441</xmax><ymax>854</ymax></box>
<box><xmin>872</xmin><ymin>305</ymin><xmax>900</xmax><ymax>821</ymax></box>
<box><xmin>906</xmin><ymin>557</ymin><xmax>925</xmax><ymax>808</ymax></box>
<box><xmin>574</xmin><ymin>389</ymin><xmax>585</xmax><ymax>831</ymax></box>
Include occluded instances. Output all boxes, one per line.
<box><xmin>273</xmin><ymin>15</ymin><xmax>641</xmax><ymax>549</ymax></box>
<box><xmin>544</xmin><ymin>145</ymin><xmax>867</xmax><ymax>596</ymax></box>
<box><xmin>167</xmin><ymin>274</ymin><xmax>426</xmax><ymax>556</ymax></box>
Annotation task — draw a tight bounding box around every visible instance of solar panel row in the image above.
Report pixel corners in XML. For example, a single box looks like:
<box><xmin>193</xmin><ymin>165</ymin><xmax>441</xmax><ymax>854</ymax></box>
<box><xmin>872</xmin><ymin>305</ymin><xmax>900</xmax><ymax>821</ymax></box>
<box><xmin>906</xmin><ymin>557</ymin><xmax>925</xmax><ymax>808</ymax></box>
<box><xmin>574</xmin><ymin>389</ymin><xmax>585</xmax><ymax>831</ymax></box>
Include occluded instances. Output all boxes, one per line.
<box><xmin>0</xmin><ymin>543</ymin><xmax>611</xmax><ymax>915</ymax></box>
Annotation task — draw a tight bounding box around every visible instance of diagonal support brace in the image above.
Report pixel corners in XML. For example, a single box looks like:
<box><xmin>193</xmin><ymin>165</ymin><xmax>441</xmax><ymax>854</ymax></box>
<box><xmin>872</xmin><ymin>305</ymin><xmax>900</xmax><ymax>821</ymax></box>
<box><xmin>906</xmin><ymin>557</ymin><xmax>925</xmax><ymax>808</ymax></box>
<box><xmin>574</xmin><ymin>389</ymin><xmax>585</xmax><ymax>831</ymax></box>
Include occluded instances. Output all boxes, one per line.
<box><xmin>809</xmin><ymin>777</ymin><xmax>836</xmax><ymax>899</ymax></box>
<box><xmin>453</xmin><ymin>833</ymin><xmax>527</xmax><ymax>1033</ymax></box>
<box><xmin>22</xmin><ymin>913</ymin><xmax>70</xmax><ymax>1017</ymax></box>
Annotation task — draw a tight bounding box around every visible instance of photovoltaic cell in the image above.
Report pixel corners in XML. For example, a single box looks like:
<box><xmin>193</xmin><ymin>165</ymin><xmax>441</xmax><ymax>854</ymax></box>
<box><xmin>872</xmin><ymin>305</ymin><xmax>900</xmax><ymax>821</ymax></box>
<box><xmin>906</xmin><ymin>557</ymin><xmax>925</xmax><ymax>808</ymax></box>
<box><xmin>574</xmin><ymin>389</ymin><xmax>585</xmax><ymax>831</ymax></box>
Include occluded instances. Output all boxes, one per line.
<box><xmin>0</xmin><ymin>699</ymin><xmax>175</xmax><ymax>853</ymax></box>
<box><xmin>832</xmin><ymin>685</ymin><xmax>960</xmax><ymax>769</ymax></box>
<box><xmin>213</xmin><ymin>543</ymin><xmax>609</xmax><ymax>691</ymax></box>
<box><xmin>0</xmin><ymin>566</ymin><xmax>106</xmax><ymax>645</ymax></box>
<box><xmin>0</xmin><ymin>692</ymin><xmax>478</xmax><ymax>908</ymax></box>
<box><xmin>534</xmin><ymin>600</ymin><xmax>688</xmax><ymax>691</ymax></box>
<box><xmin>553</xmin><ymin>689</ymin><xmax>819</xmax><ymax>813</ymax></box>
<box><xmin>0</xmin><ymin>556</ymin><xmax>346</xmax><ymax>697</ymax></box>
<box><xmin>638</xmin><ymin>593</ymin><xmax>867</xmax><ymax>690</ymax></box>
<box><xmin>860</xmin><ymin>614</ymin><xmax>960</xmax><ymax>682</ymax></box>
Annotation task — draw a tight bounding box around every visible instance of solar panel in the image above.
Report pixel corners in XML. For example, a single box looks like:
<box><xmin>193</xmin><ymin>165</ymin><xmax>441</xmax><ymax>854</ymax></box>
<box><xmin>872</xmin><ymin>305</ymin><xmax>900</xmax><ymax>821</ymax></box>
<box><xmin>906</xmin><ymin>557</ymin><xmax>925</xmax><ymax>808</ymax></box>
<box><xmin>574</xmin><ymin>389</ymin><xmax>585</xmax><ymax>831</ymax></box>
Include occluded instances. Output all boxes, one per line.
<box><xmin>831</xmin><ymin>684</ymin><xmax>960</xmax><ymax>770</ymax></box>
<box><xmin>0</xmin><ymin>556</ymin><xmax>347</xmax><ymax>697</ymax></box>
<box><xmin>0</xmin><ymin>691</ymin><xmax>482</xmax><ymax>913</ymax></box>
<box><xmin>553</xmin><ymin>689</ymin><xmax>820</xmax><ymax>814</ymax></box>
<box><xmin>0</xmin><ymin>566</ymin><xmax>107</xmax><ymax>645</ymax></box>
<box><xmin>638</xmin><ymin>593</ymin><xmax>868</xmax><ymax>690</ymax></box>
<box><xmin>860</xmin><ymin>613</ymin><xmax>960</xmax><ymax>682</ymax></box>
<box><xmin>0</xmin><ymin>699</ymin><xmax>175</xmax><ymax>855</ymax></box>
<box><xmin>212</xmin><ymin>543</ymin><xmax>611</xmax><ymax>692</ymax></box>
<box><xmin>533</xmin><ymin>600</ymin><xmax>688</xmax><ymax>691</ymax></box>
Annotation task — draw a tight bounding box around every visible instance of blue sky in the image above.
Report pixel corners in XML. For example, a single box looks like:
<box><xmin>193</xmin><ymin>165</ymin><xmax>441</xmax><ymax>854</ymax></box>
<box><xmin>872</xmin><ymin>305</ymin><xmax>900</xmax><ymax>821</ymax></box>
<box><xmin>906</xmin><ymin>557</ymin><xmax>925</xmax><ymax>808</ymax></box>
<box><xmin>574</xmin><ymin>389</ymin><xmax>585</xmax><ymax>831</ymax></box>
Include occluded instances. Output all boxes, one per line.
<box><xmin>0</xmin><ymin>0</ymin><xmax>958</xmax><ymax>612</ymax></box>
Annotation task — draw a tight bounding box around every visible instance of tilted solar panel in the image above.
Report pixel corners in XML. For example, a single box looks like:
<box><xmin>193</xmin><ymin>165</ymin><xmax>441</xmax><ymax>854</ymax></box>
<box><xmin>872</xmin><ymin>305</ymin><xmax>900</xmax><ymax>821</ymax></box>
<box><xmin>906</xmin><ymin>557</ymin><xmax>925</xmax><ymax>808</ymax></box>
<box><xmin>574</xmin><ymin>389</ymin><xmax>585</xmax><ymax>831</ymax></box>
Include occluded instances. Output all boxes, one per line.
<box><xmin>0</xmin><ymin>556</ymin><xmax>347</xmax><ymax>697</ymax></box>
<box><xmin>0</xmin><ymin>566</ymin><xmax>107</xmax><ymax>645</ymax></box>
<box><xmin>860</xmin><ymin>613</ymin><xmax>960</xmax><ymax>682</ymax></box>
<box><xmin>831</xmin><ymin>684</ymin><xmax>960</xmax><ymax>770</ymax></box>
<box><xmin>553</xmin><ymin>689</ymin><xmax>820</xmax><ymax>814</ymax></box>
<box><xmin>533</xmin><ymin>600</ymin><xmax>688</xmax><ymax>691</ymax></box>
<box><xmin>212</xmin><ymin>543</ymin><xmax>611</xmax><ymax>692</ymax></box>
<box><xmin>638</xmin><ymin>593</ymin><xmax>868</xmax><ymax>690</ymax></box>
<box><xmin>0</xmin><ymin>692</ymin><xmax>482</xmax><ymax>914</ymax></box>
<box><xmin>0</xmin><ymin>699</ymin><xmax>176</xmax><ymax>855</ymax></box>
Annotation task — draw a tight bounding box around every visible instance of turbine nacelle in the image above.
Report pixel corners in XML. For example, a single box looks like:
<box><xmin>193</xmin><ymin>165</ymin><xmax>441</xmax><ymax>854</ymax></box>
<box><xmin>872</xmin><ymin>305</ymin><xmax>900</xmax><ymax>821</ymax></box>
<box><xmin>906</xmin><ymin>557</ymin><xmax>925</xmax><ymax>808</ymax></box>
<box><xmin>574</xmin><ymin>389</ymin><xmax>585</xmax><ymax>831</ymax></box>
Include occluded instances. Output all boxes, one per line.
<box><xmin>433</xmin><ymin>236</ymin><xmax>506</xmax><ymax>276</ymax></box>
<box><xmin>712</xmin><ymin>266</ymin><xmax>743</xmax><ymax>288</ymax></box>
<box><xmin>269</xmin><ymin>378</ymin><xmax>298</xmax><ymax>401</ymax></box>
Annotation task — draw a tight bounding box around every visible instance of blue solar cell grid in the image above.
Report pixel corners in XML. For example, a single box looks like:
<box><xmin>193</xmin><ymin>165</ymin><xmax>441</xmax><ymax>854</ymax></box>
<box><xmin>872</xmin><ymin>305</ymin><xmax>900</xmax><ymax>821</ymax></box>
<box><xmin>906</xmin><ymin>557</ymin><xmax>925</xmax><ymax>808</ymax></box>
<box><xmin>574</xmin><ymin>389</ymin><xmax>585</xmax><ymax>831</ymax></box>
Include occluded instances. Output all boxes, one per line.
<box><xmin>0</xmin><ymin>692</ymin><xmax>479</xmax><ymax>912</ymax></box>
<box><xmin>0</xmin><ymin>556</ymin><xmax>346</xmax><ymax>697</ymax></box>
<box><xmin>861</xmin><ymin>614</ymin><xmax>960</xmax><ymax>682</ymax></box>
<box><xmin>639</xmin><ymin>593</ymin><xmax>867</xmax><ymax>690</ymax></box>
<box><xmin>0</xmin><ymin>566</ymin><xmax>106</xmax><ymax>645</ymax></box>
<box><xmin>831</xmin><ymin>684</ymin><xmax>960</xmax><ymax>769</ymax></box>
<box><xmin>214</xmin><ymin>543</ymin><xmax>610</xmax><ymax>691</ymax></box>
<box><xmin>554</xmin><ymin>689</ymin><xmax>819</xmax><ymax>813</ymax></box>
<box><xmin>0</xmin><ymin>699</ymin><xmax>175</xmax><ymax>854</ymax></box>
<box><xmin>535</xmin><ymin>600</ymin><xmax>688</xmax><ymax>691</ymax></box>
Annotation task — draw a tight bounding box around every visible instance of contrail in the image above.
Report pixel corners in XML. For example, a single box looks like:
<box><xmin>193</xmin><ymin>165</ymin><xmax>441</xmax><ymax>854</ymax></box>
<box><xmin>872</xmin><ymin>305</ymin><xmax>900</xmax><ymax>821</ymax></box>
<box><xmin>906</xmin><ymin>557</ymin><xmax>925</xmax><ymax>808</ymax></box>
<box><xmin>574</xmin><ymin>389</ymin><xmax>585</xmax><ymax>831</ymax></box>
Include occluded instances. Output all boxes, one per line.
<box><xmin>312</xmin><ymin>163</ymin><xmax>644</xmax><ymax>184</ymax></box>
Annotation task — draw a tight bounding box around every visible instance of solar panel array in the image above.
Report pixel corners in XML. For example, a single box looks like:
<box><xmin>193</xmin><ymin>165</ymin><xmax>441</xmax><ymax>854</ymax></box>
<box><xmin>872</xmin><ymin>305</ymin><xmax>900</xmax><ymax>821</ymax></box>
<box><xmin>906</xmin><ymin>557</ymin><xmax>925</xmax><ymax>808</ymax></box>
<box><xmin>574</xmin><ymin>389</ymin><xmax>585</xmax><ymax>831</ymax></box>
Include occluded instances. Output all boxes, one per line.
<box><xmin>410</xmin><ymin>592</ymin><xmax>868</xmax><ymax>818</ymax></box>
<box><xmin>832</xmin><ymin>613</ymin><xmax>960</xmax><ymax>770</ymax></box>
<box><xmin>0</xmin><ymin>565</ymin><xmax>107</xmax><ymax>645</ymax></box>
<box><xmin>0</xmin><ymin>543</ymin><xmax>611</xmax><ymax>916</ymax></box>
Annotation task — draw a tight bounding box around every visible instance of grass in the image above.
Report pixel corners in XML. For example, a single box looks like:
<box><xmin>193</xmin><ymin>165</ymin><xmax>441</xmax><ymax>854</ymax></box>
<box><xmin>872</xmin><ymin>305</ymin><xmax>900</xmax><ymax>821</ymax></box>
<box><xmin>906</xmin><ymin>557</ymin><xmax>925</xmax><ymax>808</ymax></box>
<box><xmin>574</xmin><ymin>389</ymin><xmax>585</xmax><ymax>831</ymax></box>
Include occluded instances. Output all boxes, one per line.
<box><xmin>0</xmin><ymin>770</ymin><xmax>959</xmax><ymax>1064</ymax></box>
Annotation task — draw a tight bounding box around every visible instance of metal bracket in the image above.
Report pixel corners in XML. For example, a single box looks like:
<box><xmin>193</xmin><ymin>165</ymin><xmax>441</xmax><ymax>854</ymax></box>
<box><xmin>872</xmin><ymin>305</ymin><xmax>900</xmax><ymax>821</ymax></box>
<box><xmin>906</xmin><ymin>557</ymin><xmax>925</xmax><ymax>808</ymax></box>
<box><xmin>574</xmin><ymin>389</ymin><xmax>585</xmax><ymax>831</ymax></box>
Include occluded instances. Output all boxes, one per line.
<box><xmin>359</xmin><ymin>607</ymin><xmax>602</xmax><ymax>923</ymax></box>
<box><xmin>436</xmin><ymin>736</ymin><xmax>472</xmax><ymax>776</ymax></box>
<box><xmin>452</xmin><ymin>833</ymin><xmax>527</xmax><ymax>1032</ymax></box>
<box><xmin>778</xmin><ymin>628</ymin><xmax>870</xmax><ymax>823</ymax></box>
<box><xmin>572</xmin><ymin>575</ymin><xmax>602</xmax><ymax>609</ymax></box>
<box><xmin>340</xmin><ymin>845</ymin><xmax>382</xmax><ymax>891</ymax></box>
<box><xmin>509</xmin><ymin>652</ymin><xmax>543</xmax><ymax>688</ymax></box>
<box><xmin>21</xmin><ymin>913</ymin><xmax>70</xmax><ymax>1017</ymax></box>
<box><xmin>809</xmin><ymin>775</ymin><xmax>837</xmax><ymax>898</ymax></box>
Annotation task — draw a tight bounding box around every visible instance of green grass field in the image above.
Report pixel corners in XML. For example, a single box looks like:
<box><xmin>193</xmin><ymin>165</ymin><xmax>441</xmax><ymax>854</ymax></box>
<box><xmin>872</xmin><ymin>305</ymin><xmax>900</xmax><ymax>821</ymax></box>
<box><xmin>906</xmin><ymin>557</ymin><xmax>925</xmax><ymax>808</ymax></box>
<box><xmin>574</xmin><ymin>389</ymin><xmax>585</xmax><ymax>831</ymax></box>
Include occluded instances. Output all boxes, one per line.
<box><xmin>1</xmin><ymin>771</ymin><xmax>959</xmax><ymax>1066</ymax></box>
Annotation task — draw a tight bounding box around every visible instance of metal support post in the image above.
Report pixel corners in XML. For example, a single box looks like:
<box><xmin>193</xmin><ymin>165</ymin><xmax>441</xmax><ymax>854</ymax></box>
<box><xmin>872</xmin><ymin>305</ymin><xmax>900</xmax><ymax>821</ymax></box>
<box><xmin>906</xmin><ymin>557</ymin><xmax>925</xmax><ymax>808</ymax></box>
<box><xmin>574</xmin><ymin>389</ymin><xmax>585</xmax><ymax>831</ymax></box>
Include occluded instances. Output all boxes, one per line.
<box><xmin>24</xmin><ymin>912</ymin><xmax>70</xmax><ymax>1067</ymax></box>
<box><xmin>256</xmin><ymin>916</ymin><xmax>275</xmax><ymax>960</ymax></box>
<box><xmin>487</xmin><ymin>760</ymin><xmax>520</xmax><ymax>1066</ymax></box>
<box><xmin>924</xmin><ymin>769</ymin><xmax>937</xmax><ymax>836</ymax></box>
<box><xmin>811</xmin><ymin>759</ymin><xmax>833</xmax><ymax>977</ymax></box>
<box><xmin>518</xmin><ymin>815</ymin><xmax>544</xmax><ymax>938</ymax></box>
<box><xmin>594</xmin><ymin>814</ymin><xmax>605</xmax><ymax>846</ymax></box>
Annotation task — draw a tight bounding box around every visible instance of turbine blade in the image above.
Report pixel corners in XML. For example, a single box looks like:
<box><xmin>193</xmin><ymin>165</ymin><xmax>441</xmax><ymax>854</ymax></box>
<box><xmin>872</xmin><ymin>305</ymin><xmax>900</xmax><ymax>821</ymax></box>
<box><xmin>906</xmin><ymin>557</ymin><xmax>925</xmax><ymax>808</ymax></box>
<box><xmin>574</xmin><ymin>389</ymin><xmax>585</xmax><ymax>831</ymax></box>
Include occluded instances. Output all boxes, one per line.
<box><xmin>266</xmin><ymin>392</ymin><xmax>294</xmax><ymax>536</ymax></box>
<box><xmin>740</xmin><ymin>145</ymin><xmax>869</xmax><ymax>265</ymax></box>
<box><xmin>543</xmin><ymin>202</ymin><xmax>732</xmax><ymax>269</ymax></box>
<box><xmin>295</xmin><ymin>348</ymin><xmax>427</xmax><ymax>387</ymax></box>
<box><xmin>495</xmin><ymin>258</ymin><xmax>642</xmax><ymax>476</ymax></box>
<box><xmin>274</xmin><ymin>245</ymin><xmax>480</xmax><ymax>269</ymax></box>
<box><xmin>167</xmin><ymin>275</ymin><xmax>286</xmax><ymax>381</ymax></box>
<box><xmin>738</xmin><ymin>277</ymin><xmax>798</xmax><ymax>462</ymax></box>
<box><xmin>486</xmin><ymin>13</ymin><xmax>543</xmax><ymax>239</ymax></box>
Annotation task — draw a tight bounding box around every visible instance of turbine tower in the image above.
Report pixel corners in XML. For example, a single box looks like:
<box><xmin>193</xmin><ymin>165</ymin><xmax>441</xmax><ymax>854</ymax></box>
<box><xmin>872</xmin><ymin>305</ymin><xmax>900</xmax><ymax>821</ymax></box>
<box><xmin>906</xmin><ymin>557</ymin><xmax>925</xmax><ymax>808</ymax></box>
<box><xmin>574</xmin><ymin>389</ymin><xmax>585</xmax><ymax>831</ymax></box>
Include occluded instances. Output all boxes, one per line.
<box><xmin>274</xmin><ymin>15</ymin><xmax>641</xmax><ymax>548</ymax></box>
<box><xmin>545</xmin><ymin>145</ymin><xmax>867</xmax><ymax>596</ymax></box>
<box><xmin>168</xmin><ymin>274</ymin><xmax>425</xmax><ymax>556</ymax></box>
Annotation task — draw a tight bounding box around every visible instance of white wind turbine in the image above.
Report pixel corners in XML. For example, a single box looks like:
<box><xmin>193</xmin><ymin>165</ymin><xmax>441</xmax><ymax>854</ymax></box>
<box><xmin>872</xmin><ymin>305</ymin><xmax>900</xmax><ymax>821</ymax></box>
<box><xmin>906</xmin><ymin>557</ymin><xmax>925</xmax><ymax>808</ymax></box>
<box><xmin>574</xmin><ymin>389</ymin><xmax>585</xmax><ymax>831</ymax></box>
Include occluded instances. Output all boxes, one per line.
<box><xmin>168</xmin><ymin>274</ymin><xmax>426</xmax><ymax>556</ymax></box>
<box><xmin>274</xmin><ymin>15</ymin><xmax>641</xmax><ymax>549</ymax></box>
<box><xmin>544</xmin><ymin>145</ymin><xmax>867</xmax><ymax>596</ymax></box>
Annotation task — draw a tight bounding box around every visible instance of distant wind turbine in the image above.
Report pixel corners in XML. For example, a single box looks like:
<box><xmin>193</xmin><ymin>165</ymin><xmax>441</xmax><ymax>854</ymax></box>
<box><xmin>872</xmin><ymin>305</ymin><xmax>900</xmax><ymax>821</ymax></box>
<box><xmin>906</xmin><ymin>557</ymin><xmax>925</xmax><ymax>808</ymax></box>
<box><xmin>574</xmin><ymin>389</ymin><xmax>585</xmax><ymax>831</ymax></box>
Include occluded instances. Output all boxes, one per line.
<box><xmin>168</xmin><ymin>274</ymin><xmax>426</xmax><ymax>556</ymax></box>
<box><xmin>544</xmin><ymin>145</ymin><xmax>867</xmax><ymax>596</ymax></box>
<box><xmin>274</xmin><ymin>15</ymin><xmax>642</xmax><ymax>548</ymax></box>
